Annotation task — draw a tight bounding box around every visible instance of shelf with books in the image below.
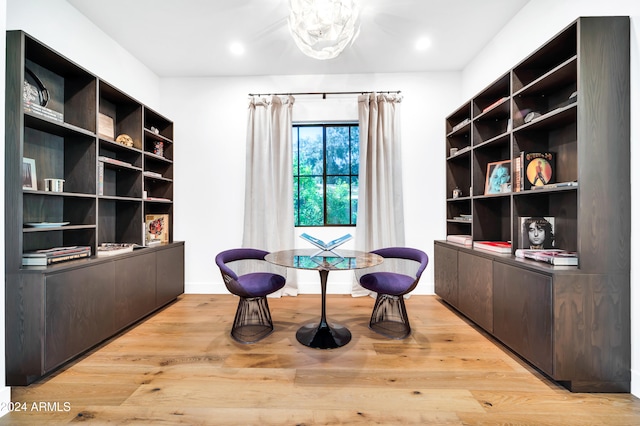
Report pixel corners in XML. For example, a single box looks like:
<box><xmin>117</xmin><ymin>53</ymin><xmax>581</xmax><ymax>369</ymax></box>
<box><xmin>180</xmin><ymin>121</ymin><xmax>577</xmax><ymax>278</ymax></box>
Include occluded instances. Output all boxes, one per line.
<box><xmin>436</xmin><ymin>17</ymin><xmax>630</xmax><ymax>392</ymax></box>
<box><xmin>23</xmin><ymin>39</ymin><xmax>97</xmax><ymax>133</ymax></box>
<box><xmin>472</xmin><ymin>73</ymin><xmax>510</xmax><ymax>118</ymax></box>
<box><xmin>144</xmin><ymin>154</ymin><xmax>174</xmax><ymax>180</ymax></box>
<box><xmin>6</xmin><ymin>30</ymin><xmax>184</xmax><ymax>386</ymax></box>
<box><xmin>99</xmin><ymin>139</ymin><xmax>143</xmax><ymax>169</ymax></box>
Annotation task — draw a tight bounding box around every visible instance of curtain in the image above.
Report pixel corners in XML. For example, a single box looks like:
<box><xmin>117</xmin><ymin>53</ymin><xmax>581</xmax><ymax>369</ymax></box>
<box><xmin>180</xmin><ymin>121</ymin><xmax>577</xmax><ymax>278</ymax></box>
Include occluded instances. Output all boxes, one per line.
<box><xmin>242</xmin><ymin>95</ymin><xmax>297</xmax><ymax>296</ymax></box>
<box><xmin>353</xmin><ymin>93</ymin><xmax>406</xmax><ymax>296</ymax></box>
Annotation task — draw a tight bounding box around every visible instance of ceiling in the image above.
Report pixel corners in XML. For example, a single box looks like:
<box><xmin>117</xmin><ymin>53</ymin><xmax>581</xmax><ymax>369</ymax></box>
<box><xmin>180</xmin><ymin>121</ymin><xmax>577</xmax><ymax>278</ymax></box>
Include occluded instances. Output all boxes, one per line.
<box><xmin>65</xmin><ymin>0</ymin><xmax>530</xmax><ymax>78</ymax></box>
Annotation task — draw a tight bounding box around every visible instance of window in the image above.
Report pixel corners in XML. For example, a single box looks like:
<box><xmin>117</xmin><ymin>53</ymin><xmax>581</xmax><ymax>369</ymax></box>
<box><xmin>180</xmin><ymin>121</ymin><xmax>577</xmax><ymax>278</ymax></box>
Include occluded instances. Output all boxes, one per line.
<box><xmin>293</xmin><ymin>123</ymin><xmax>359</xmax><ymax>226</ymax></box>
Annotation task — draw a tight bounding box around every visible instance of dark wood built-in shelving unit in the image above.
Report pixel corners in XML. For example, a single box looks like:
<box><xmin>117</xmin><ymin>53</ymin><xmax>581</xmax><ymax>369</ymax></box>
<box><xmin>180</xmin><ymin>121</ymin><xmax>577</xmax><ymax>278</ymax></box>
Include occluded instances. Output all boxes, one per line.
<box><xmin>4</xmin><ymin>31</ymin><xmax>184</xmax><ymax>385</ymax></box>
<box><xmin>435</xmin><ymin>17</ymin><xmax>630</xmax><ymax>392</ymax></box>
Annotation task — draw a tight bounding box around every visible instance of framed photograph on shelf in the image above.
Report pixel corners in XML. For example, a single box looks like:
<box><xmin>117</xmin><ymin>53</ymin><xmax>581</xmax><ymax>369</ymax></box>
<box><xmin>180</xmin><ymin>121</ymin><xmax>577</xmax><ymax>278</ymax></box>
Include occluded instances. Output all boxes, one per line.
<box><xmin>22</xmin><ymin>157</ymin><xmax>37</xmax><ymax>190</ymax></box>
<box><xmin>484</xmin><ymin>159</ymin><xmax>511</xmax><ymax>195</ymax></box>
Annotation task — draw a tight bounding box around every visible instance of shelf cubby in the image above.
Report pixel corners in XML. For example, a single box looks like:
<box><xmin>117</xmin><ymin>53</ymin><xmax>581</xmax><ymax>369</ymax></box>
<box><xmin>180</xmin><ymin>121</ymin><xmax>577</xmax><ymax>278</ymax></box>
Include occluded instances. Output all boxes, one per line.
<box><xmin>99</xmin><ymin>81</ymin><xmax>143</xmax><ymax>150</ymax></box>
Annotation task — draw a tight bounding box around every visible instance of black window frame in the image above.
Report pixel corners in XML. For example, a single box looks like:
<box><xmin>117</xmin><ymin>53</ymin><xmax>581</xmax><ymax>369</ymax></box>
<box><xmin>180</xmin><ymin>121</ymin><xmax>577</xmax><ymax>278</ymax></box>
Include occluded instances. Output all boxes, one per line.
<box><xmin>293</xmin><ymin>122</ymin><xmax>359</xmax><ymax>227</ymax></box>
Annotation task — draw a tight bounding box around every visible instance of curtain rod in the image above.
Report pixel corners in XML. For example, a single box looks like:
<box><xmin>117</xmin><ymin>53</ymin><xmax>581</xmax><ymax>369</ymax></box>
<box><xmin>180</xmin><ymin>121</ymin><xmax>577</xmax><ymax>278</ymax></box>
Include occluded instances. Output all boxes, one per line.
<box><xmin>248</xmin><ymin>90</ymin><xmax>401</xmax><ymax>99</ymax></box>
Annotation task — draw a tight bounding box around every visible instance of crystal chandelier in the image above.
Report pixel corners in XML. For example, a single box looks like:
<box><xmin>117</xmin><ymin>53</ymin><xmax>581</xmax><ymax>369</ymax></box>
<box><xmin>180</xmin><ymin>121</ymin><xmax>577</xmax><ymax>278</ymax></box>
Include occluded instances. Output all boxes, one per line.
<box><xmin>288</xmin><ymin>0</ymin><xmax>361</xmax><ymax>60</ymax></box>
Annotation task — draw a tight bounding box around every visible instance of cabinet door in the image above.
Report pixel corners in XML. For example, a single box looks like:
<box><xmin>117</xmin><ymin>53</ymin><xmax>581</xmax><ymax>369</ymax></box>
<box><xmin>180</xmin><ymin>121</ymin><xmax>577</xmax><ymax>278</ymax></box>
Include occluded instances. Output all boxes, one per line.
<box><xmin>115</xmin><ymin>252</ymin><xmax>157</xmax><ymax>330</ymax></box>
<box><xmin>156</xmin><ymin>244</ymin><xmax>185</xmax><ymax>306</ymax></box>
<box><xmin>458</xmin><ymin>252</ymin><xmax>493</xmax><ymax>332</ymax></box>
<box><xmin>493</xmin><ymin>262</ymin><xmax>553</xmax><ymax>374</ymax></box>
<box><xmin>44</xmin><ymin>263</ymin><xmax>115</xmax><ymax>372</ymax></box>
<box><xmin>434</xmin><ymin>244</ymin><xmax>458</xmax><ymax>305</ymax></box>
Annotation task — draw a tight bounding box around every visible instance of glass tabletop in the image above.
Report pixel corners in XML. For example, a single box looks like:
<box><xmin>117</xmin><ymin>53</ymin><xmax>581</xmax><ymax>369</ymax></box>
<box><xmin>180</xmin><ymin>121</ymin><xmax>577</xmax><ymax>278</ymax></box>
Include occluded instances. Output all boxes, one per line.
<box><xmin>265</xmin><ymin>249</ymin><xmax>383</xmax><ymax>271</ymax></box>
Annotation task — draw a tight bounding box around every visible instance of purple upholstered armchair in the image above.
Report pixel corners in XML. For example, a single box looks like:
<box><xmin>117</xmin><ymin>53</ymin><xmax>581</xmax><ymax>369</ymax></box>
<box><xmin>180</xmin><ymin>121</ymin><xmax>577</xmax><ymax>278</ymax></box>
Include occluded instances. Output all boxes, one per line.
<box><xmin>355</xmin><ymin>247</ymin><xmax>429</xmax><ymax>339</ymax></box>
<box><xmin>215</xmin><ymin>248</ymin><xmax>286</xmax><ymax>343</ymax></box>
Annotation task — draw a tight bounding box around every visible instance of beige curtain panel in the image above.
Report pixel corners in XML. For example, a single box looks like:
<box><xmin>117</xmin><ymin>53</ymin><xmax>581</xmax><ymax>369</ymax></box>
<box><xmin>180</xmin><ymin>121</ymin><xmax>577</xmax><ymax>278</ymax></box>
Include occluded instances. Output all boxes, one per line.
<box><xmin>353</xmin><ymin>92</ymin><xmax>406</xmax><ymax>296</ymax></box>
<box><xmin>242</xmin><ymin>95</ymin><xmax>297</xmax><ymax>296</ymax></box>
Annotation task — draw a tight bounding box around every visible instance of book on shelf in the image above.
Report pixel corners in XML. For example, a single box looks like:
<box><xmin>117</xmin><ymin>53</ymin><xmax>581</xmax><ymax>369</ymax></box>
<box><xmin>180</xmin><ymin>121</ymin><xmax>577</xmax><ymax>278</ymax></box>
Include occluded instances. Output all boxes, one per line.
<box><xmin>514</xmin><ymin>155</ymin><xmax>522</xmax><ymax>192</ymax></box>
<box><xmin>531</xmin><ymin>181</ymin><xmax>578</xmax><ymax>190</ymax></box>
<box><xmin>446</xmin><ymin>235</ymin><xmax>472</xmax><ymax>246</ymax></box>
<box><xmin>98</xmin><ymin>113</ymin><xmax>115</xmax><ymax>140</ymax></box>
<box><xmin>473</xmin><ymin>241</ymin><xmax>512</xmax><ymax>254</ymax></box>
<box><xmin>300</xmin><ymin>233</ymin><xmax>352</xmax><ymax>253</ymax></box>
<box><xmin>98</xmin><ymin>161</ymin><xmax>104</xmax><ymax>195</ymax></box>
<box><xmin>521</xmin><ymin>152</ymin><xmax>556</xmax><ymax>190</ymax></box>
<box><xmin>482</xmin><ymin>96</ymin><xmax>509</xmax><ymax>113</ymax></box>
<box><xmin>98</xmin><ymin>156</ymin><xmax>133</xmax><ymax>168</ymax></box>
<box><xmin>518</xmin><ymin>216</ymin><xmax>555</xmax><ymax>249</ymax></box>
<box><xmin>145</xmin><ymin>214</ymin><xmax>170</xmax><ymax>244</ymax></box>
<box><xmin>96</xmin><ymin>243</ymin><xmax>136</xmax><ymax>257</ymax></box>
<box><xmin>515</xmin><ymin>248</ymin><xmax>564</xmax><ymax>258</ymax></box>
<box><xmin>451</xmin><ymin>118</ymin><xmax>470</xmax><ymax>133</ymax></box>
<box><xmin>453</xmin><ymin>214</ymin><xmax>472</xmax><ymax>222</ymax></box>
<box><xmin>22</xmin><ymin>246</ymin><xmax>91</xmax><ymax>266</ymax></box>
<box><xmin>517</xmin><ymin>249</ymin><xmax>578</xmax><ymax>266</ymax></box>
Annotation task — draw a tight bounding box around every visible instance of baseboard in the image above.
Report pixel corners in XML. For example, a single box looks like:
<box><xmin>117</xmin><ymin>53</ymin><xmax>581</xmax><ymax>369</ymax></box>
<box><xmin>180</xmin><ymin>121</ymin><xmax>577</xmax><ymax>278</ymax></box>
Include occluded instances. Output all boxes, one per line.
<box><xmin>631</xmin><ymin>368</ymin><xmax>640</xmax><ymax>397</ymax></box>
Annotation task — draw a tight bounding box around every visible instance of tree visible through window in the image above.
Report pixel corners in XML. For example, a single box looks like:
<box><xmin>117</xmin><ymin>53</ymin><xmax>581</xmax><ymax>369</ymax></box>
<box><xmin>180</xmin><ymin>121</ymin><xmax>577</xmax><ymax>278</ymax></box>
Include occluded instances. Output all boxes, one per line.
<box><xmin>293</xmin><ymin>123</ymin><xmax>359</xmax><ymax>226</ymax></box>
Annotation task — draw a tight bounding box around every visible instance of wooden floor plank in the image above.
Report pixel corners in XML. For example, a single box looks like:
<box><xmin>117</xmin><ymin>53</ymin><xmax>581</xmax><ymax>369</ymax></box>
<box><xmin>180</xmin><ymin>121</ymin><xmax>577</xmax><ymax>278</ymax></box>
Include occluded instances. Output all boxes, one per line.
<box><xmin>1</xmin><ymin>294</ymin><xmax>639</xmax><ymax>425</ymax></box>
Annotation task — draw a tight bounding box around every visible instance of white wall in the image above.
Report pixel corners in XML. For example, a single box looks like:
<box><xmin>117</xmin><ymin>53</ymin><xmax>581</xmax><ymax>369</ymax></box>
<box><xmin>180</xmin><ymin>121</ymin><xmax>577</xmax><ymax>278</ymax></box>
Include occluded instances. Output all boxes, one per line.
<box><xmin>5</xmin><ymin>0</ymin><xmax>161</xmax><ymax>110</ymax></box>
<box><xmin>461</xmin><ymin>0</ymin><xmax>640</xmax><ymax>397</ymax></box>
<box><xmin>161</xmin><ymin>72</ymin><xmax>460</xmax><ymax>294</ymax></box>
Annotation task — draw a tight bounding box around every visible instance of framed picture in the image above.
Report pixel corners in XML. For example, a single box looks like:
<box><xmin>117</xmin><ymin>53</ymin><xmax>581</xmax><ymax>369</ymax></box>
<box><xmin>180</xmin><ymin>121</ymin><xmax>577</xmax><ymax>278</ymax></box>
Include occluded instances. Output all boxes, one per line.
<box><xmin>484</xmin><ymin>159</ymin><xmax>511</xmax><ymax>195</ymax></box>
<box><xmin>22</xmin><ymin>157</ymin><xmax>37</xmax><ymax>190</ymax></box>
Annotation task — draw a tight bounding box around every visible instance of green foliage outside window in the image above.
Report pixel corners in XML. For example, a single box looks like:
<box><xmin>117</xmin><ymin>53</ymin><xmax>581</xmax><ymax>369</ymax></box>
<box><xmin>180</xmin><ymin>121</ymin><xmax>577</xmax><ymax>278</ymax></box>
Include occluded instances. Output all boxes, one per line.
<box><xmin>293</xmin><ymin>124</ymin><xmax>359</xmax><ymax>226</ymax></box>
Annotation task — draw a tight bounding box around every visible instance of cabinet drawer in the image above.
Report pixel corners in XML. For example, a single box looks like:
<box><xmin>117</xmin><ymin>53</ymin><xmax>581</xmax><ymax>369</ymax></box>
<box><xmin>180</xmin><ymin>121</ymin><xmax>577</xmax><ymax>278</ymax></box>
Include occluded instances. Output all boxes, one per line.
<box><xmin>493</xmin><ymin>262</ymin><xmax>553</xmax><ymax>374</ymax></box>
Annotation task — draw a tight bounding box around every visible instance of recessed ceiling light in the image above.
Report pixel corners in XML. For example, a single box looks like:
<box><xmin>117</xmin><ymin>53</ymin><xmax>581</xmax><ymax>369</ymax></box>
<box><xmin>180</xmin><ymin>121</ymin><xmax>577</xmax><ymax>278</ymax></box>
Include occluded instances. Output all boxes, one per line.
<box><xmin>229</xmin><ymin>42</ymin><xmax>245</xmax><ymax>56</ymax></box>
<box><xmin>415</xmin><ymin>36</ymin><xmax>432</xmax><ymax>51</ymax></box>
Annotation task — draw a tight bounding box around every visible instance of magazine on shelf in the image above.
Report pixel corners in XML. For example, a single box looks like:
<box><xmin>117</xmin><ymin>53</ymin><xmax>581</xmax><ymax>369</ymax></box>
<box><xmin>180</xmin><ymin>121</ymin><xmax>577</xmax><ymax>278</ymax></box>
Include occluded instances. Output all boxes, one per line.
<box><xmin>473</xmin><ymin>241</ymin><xmax>512</xmax><ymax>254</ymax></box>
<box><xmin>300</xmin><ymin>233</ymin><xmax>352</xmax><ymax>255</ymax></box>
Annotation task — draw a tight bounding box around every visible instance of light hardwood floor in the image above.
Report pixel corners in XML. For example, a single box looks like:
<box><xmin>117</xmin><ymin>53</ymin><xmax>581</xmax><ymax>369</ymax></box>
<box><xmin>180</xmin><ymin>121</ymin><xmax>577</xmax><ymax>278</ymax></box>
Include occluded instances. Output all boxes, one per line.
<box><xmin>2</xmin><ymin>294</ymin><xmax>639</xmax><ymax>425</ymax></box>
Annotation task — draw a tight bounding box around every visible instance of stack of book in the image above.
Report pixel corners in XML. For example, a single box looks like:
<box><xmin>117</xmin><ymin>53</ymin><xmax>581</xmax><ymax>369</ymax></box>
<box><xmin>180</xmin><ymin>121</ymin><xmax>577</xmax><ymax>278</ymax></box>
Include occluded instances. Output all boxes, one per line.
<box><xmin>515</xmin><ymin>249</ymin><xmax>578</xmax><ymax>266</ymax></box>
<box><xmin>22</xmin><ymin>246</ymin><xmax>91</xmax><ymax>266</ymax></box>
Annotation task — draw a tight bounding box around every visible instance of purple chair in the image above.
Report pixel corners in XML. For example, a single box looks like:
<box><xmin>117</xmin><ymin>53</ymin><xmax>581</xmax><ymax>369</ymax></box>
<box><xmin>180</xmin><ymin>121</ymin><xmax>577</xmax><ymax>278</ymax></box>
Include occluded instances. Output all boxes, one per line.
<box><xmin>215</xmin><ymin>248</ymin><xmax>286</xmax><ymax>343</ymax></box>
<box><xmin>355</xmin><ymin>247</ymin><xmax>429</xmax><ymax>339</ymax></box>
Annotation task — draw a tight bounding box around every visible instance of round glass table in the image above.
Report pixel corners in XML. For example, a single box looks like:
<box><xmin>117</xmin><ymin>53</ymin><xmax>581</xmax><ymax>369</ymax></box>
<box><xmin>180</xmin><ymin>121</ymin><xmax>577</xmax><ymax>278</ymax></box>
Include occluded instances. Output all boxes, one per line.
<box><xmin>265</xmin><ymin>249</ymin><xmax>383</xmax><ymax>349</ymax></box>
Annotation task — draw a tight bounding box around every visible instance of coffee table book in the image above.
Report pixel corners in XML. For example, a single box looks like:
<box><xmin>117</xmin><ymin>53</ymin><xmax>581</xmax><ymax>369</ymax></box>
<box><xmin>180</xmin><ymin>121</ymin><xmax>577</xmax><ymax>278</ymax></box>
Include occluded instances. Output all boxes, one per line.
<box><xmin>472</xmin><ymin>241</ymin><xmax>512</xmax><ymax>254</ymax></box>
<box><xmin>22</xmin><ymin>246</ymin><xmax>91</xmax><ymax>266</ymax></box>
